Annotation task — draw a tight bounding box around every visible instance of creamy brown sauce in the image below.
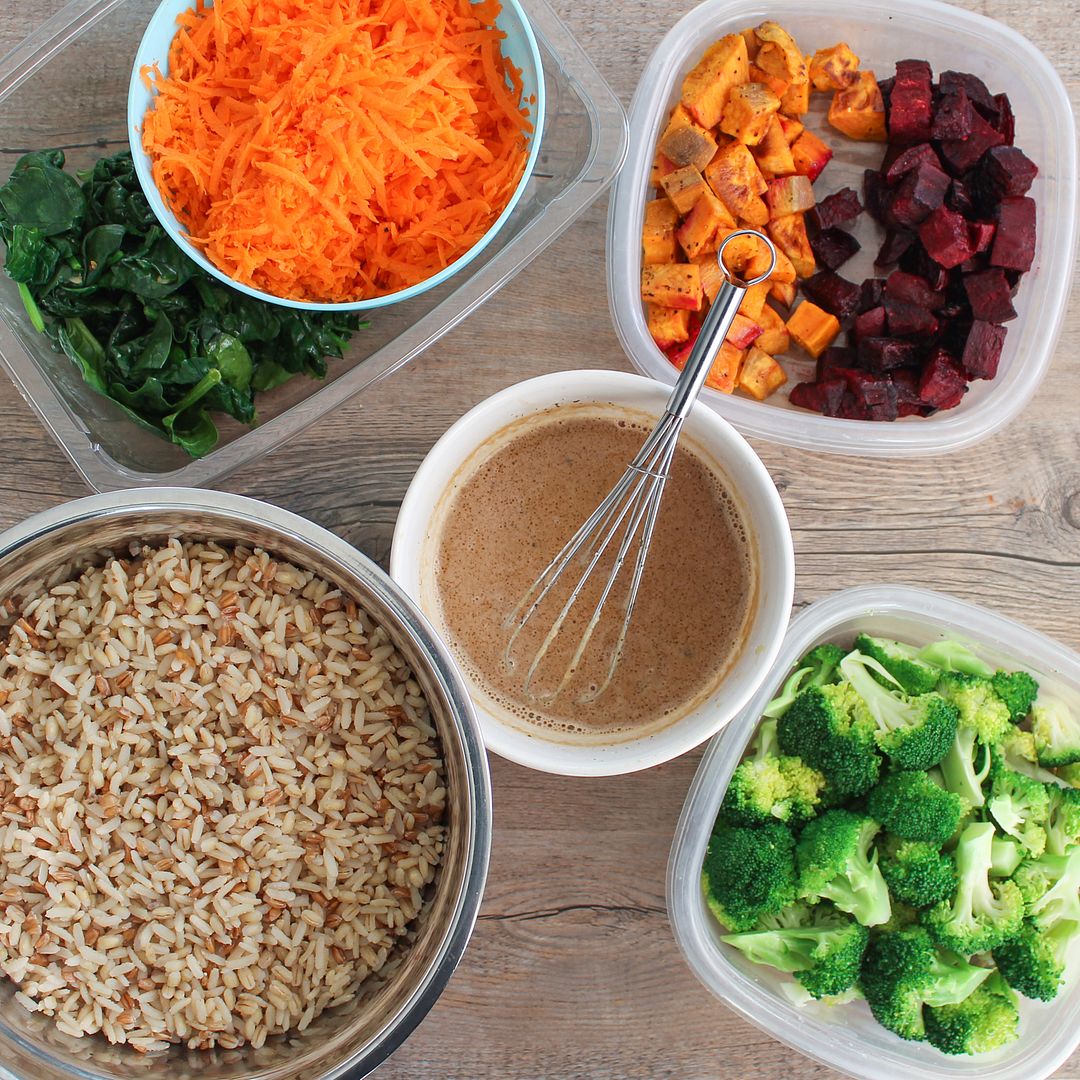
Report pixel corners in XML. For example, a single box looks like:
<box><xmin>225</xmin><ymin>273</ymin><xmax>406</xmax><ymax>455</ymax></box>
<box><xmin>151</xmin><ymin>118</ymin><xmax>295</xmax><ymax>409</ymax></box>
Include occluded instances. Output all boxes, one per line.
<box><xmin>425</xmin><ymin>404</ymin><xmax>758</xmax><ymax>743</ymax></box>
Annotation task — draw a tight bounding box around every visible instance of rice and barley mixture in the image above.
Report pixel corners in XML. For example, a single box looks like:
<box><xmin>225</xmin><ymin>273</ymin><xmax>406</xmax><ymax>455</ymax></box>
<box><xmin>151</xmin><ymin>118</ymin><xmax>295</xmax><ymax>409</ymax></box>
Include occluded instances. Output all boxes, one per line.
<box><xmin>0</xmin><ymin>539</ymin><xmax>447</xmax><ymax>1053</ymax></box>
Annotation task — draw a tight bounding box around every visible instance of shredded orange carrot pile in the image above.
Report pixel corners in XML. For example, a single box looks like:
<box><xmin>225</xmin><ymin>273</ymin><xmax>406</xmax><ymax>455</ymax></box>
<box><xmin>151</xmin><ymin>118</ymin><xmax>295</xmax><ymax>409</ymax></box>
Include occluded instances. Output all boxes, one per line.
<box><xmin>142</xmin><ymin>0</ymin><xmax>532</xmax><ymax>302</ymax></box>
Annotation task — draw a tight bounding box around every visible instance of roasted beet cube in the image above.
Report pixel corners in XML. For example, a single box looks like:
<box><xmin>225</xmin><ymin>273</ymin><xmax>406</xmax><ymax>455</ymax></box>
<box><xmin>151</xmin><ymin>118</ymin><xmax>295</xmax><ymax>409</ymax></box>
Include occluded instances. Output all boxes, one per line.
<box><xmin>878</xmin><ymin>76</ymin><xmax>895</xmax><ymax>108</ymax></box>
<box><xmin>875</xmin><ymin>229</ymin><xmax>915</xmax><ymax>267</ymax></box>
<box><xmin>946</xmin><ymin>179</ymin><xmax>976</xmax><ymax>216</ymax></box>
<box><xmin>885</xmin><ymin>270</ymin><xmax>945</xmax><ymax>310</ymax></box>
<box><xmin>992</xmin><ymin>92</ymin><xmax>1015</xmax><ymax>144</ymax></box>
<box><xmin>837</xmin><ymin>392</ymin><xmax>872</xmax><ymax>420</ymax></box>
<box><xmin>919</xmin><ymin>348</ymin><xmax>968</xmax><ymax>409</ymax></box>
<box><xmin>886</xmin><ymin>161</ymin><xmax>950</xmax><ymax>226</ymax></box>
<box><xmin>863</xmin><ymin>169</ymin><xmax>889</xmax><ymax>223</ymax></box>
<box><xmin>938</xmin><ymin>110</ymin><xmax>1004</xmax><ymax>175</ymax></box>
<box><xmin>858</xmin><ymin>277</ymin><xmax>886</xmax><ymax>313</ymax></box>
<box><xmin>939</xmin><ymin>71</ymin><xmax>995</xmax><ymax>114</ymax></box>
<box><xmin>858</xmin><ymin>336</ymin><xmax>920</xmax><ymax>371</ymax></box>
<box><xmin>961</xmin><ymin>320</ymin><xmax>1007</xmax><ymax>380</ymax></box>
<box><xmin>854</xmin><ymin>306</ymin><xmax>887</xmax><ymax>341</ymax></box>
<box><xmin>810</xmin><ymin>187</ymin><xmax>863</xmax><ymax>231</ymax></box>
<box><xmin>899</xmin><ymin>244</ymin><xmax>952</xmax><ymax>291</ymax></box>
<box><xmin>891</xmin><ymin>369</ymin><xmax>927</xmax><ymax>416</ymax></box>
<box><xmin>963</xmin><ymin>268</ymin><xmax>1017</xmax><ymax>322</ymax></box>
<box><xmin>789</xmin><ymin>378</ymin><xmax>847</xmax><ymax>416</ymax></box>
<box><xmin>845</xmin><ymin>369</ymin><xmax>899</xmax><ymax>420</ymax></box>
<box><xmin>801</xmin><ymin>270</ymin><xmax>863</xmax><ymax>319</ymax></box>
<box><xmin>978</xmin><ymin>145</ymin><xmax>1038</xmax><ymax>198</ymax></box>
<box><xmin>889</xmin><ymin>60</ymin><xmax>934</xmax><ymax>143</ymax></box>
<box><xmin>918</xmin><ymin>205</ymin><xmax>976</xmax><ymax>268</ymax></box>
<box><xmin>810</xmin><ymin>227</ymin><xmax>861</xmax><ymax>271</ymax></box>
<box><xmin>884</xmin><ymin>143</ymin><xmax>940</xmax><ymax>185</ymax></box>
<box><xmin>932</xmin><ymin>88</ymin><xmax>974</xmax><ymax>140</ymax></box>
<box><xmin>990</xmin><ymin>196</ymin><xmax>1036</xmax><ymax>271</ymax></box>
<box><xmin>884</xmin><ymin>295</ymin><xmax>939</xmax><ymax>337</ymax></box>
<box><xmin>818</xmin><ymin>346</ymin><xmax>857</xmax><ymax>379</ymax></box>
<box><xmin>969</xmin><ymin>221</ymin><xmax>996</xmax><ymax>254</ymax></box>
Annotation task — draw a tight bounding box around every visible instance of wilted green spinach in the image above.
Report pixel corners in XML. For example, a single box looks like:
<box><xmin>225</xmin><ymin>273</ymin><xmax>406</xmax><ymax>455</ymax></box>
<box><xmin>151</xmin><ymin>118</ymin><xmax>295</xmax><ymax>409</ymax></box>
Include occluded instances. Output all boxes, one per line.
<box><xmin>0</xmin><ymin>150</ymin><xmax>365</xmax><ymax>457</ymax></box>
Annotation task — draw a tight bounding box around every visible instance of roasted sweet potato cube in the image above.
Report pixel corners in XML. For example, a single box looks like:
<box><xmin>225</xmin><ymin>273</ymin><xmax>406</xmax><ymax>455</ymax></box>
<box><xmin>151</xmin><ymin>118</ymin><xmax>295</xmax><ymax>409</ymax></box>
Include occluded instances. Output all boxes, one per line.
<box><xmin>641</xmin><ymin>264</ymin><xmax>703</xmax><ymax>310</ymax></box>
<box><xmin>755</xmin><ymin>303</ymin><xmax>791</xmax><ymax>354</ymax></box>
<box><xmin>660</xmin><ymin>165</ymin><xmax>710</xmax><ymax>215</ymax></box>
<box><xmin>748</xmin><ymin>64</ymin><xmax>790</xmax><ymax>99</ymax></box>
<box><xmin>768</xmin><ymin>245</ymin><xmax>797</xmax><ymax>284</ymax></box>
<box><xmin>647</xmin><ymin>304</ymin><xmax>691</xmax><ymax>350</ymax></box>
<box><xmin>676</xmin><ymin>189</ymin><xmax>735</xmax><ymax>259</ymax></box>
<box><xmin>828</xmin><ymin>71</ymin><xmax>887</xmax><ymax>142</ymax></box>
<box><xmin>767</xmin><ymin>212</ymin><xmax>815</xmax><ymax>278</ymax></box>
<box><xmin>645</xmin><ymin>197</ymin><xmax>679</xmax><ymax>231</ymax></box>
<box><xmin>754</xmin><ymin>21</ymin><xmax>807</xmax><ymax>85</ymax></box>
<box><xmin>660</xmin><ymin>105</ymin><xmax>694</xmax><ymax>142</ymax></box>
<box><xmin>650</xmin><ymin>153</ymin><xmax>676</xmax><ymax>188</ymax></box>
<box><xmin>779</xmin><ymin>78</ymin><xmax>810</xmax><ymax>117</ymax></box>
<box><xmin>642</xmin><ymin>229</ymin><xmax>677</xmax><ymax>264</ymax></box>
<box><xmin>809</xmin><ymin>44</ymin><xmax>860</xmax><ymax>91</ymax></box>
<box><xmin>726</xmin><ymin>312</ymin><xmax>764</xmax><ymax>349</ymax></box>
<box><xmin>680</xmin><ymin>34</ymin><xmax>749</xmax><ymax>129</ymax></box>
<box><xmin>660</xmin><ymin>119</ymin><xmax>720</xmax><ymax>172</ymax></box>
<box><xmin>765</xmin><ymin>175</ymin><xmax>815</xmax><ymax>218</ymax></box>
<box><xmin>737</xmin><ymin>281</ymin><xmax>770</xmax><ymax>321</ymax></box>
<box><xmin>769</xmin><ymin>279</ymin><xmax>797</xmax><ymax>308</ymax></box>
<box><xmin>752</xmin><ymin>116</ymin><xmax>796</xmax><ymax>178</ymax></box>
<box><xmin>738</xmin><ymin>26</ymin><xmax>760</xmax><ymax>61</ymax></box>
<box><xmin>672</xmin><ymin>338</ymin><xmax>745</xmax><ymax>393</ymax></box>
<box><xmin>738</xmin><ymin>345</ymin><xmax>788</xmax><ymax>399</ymax></box>
<box><xmin>694</xmin><ymin>251</ymin><xmax>725</xmax><ymax>305</ymax></box>
<box><xmin>721</xmin><ymin>83</ymin><xmax>782</xmax><ymax>145</ymax></box>
<box><xmin>790</xmin><ymin>130</ymin><xmax>833</xmax><ymax>182</ymax></box>
<box><xmin>705</xmin><ymin>144</ymin><xmax>769</xmax><ymax>226</ymax></box>
<box><xmin>777</xmin><ymin>115</ymin><xmax>804</xmax><ymax>144</ymax></box>
<box><xmin>717</xmin><ymin>230</ymin><xmax>775</xmax><ymax>282</ymax></box>
<box><xmin>786</xmin><ymin>300</ymin><xmax>840</xmax><ymax>358</ymax></box>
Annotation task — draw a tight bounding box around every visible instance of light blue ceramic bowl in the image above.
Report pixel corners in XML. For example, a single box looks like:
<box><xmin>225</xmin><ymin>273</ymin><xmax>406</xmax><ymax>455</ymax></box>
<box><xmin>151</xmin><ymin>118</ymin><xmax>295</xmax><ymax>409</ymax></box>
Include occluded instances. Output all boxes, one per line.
<box><xmin>127</xmin><ymin>0</ymin><xmax>545</xmax><ymax>312</ymax></box>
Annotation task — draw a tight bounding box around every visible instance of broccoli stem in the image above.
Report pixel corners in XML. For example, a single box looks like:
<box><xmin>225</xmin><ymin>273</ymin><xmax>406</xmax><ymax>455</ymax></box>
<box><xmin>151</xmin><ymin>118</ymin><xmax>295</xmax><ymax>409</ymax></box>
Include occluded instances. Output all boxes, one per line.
<box><xmin>940</xmin><ymin>727</ymin><xmax>989</xmax><ymax>807</ymax></box>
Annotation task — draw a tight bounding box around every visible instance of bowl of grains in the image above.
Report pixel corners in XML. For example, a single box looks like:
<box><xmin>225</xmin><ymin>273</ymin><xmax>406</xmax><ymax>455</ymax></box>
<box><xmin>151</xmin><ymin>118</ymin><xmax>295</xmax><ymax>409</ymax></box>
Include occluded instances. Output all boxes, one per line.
<box><xmin>0</xmin><ymin>488</ymin><xmax>490</xmax><ymax>1080</ymax></box>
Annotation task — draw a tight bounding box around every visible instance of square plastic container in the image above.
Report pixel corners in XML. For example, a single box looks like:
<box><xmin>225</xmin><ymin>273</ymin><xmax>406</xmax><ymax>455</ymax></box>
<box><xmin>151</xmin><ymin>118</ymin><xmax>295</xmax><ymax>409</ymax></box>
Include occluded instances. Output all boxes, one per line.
<box><xmin>607</xmin><ymin>0</ymin><xmax>1078</xmax><ymax>457</ymax></box>
<box><xmin>667</xmin><ymin>585</ymin><xmax>1080</xmax><ymax>1080</ymax></box>
<box><xmin>0</xmin><ymin>0</ymin><xmax>627</xmax><ymax>491</ymax></box>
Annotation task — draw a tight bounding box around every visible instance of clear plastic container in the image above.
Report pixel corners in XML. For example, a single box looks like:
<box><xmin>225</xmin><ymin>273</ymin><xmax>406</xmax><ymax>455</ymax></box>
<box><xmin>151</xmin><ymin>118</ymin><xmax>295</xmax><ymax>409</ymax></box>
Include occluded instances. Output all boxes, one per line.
<box><xmin>0</xmin><ymin>0</ymin><xmax>628</xmax><ymax>491</ymax></box>
<box><xmin>667</xmin><ymin>585</ymin><xmax>1080</xmax><ymax>1080</ymax></box>
<box><xmin>607</xmin><ymin>0</ymin><xmax>1078</xmax><ymax>457</ymax></box>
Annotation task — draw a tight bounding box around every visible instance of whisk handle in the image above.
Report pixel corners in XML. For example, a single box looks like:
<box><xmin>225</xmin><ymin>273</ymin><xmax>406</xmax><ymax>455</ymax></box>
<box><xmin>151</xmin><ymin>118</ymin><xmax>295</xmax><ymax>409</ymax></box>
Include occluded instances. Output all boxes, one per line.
<box><xmin>663</xmin><ymin>229</ymin><xmax>777</xmax><ymax>421</ymax></box>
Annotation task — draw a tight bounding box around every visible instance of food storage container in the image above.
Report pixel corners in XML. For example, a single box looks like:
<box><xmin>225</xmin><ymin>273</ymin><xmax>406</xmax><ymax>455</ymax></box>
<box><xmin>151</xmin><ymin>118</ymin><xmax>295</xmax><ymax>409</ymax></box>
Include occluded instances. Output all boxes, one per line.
<box><xmin>667</xmin><ymin>585</ymin><xmax>1080</xmax><ymax>1080</ymax></box>
<box><xmin>0</xmin><ymin>0</ymin><xmax>628</xmax><ymax>490</ymax></box>
<box><xmin>607</xmin><ymin>0</ymin><xmax>1078</xmax><ymax>457</ymax></box>
<box><xmin>0</xmin><ymin>487</ymin><xmax>493</xmax><ymax>1080</ymax></box>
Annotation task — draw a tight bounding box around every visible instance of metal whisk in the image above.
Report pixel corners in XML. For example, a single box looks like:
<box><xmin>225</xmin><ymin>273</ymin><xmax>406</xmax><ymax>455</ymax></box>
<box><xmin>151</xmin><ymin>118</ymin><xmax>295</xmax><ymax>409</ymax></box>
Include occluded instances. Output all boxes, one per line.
<box><xmin>503</xmin><ymin>228</ymin><xmax>778</xmax><ymax>704</ymax></box>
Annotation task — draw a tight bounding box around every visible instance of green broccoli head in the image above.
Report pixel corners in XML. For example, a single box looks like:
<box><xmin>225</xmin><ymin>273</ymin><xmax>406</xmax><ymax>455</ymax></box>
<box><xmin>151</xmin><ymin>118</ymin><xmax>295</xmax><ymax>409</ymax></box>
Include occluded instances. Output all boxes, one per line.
<box><xmin>1001</xmin><ymin>727</ymin><xmax>1073</xmax><ymax>786</ymax></box>
<box><xmin>866</xmin><ymin>771</ymin><xmax>966</xmax><ymax>846</ymax></box>
<box><xmin>854</xmin><ymin>633</ymin><xmax>942</xmax><ymax>695</ymax></box>
<box><xmin>939</xmin><ymin>725</ymin><xmax>991</xmax><ymax>808</ymax></box>
<box><xmin>990</xmin><ymin>670</ymin><xmax>1039</xmax><ymax>724</ymax></box>
<box><xmin>796</xmin><ymin>809</ymin><xmax>891</xmax><ymax>926</ymax></box>
<box><xmin>993</xmin><ymin>919</ymin><xmax>1075</xmax><ymax>1001</ymax></box>
<box><xmin>800</xmin><ymin>643</ymin><xmax>846</xmax><ymax>687</ymax></box>
<box><xmin>839</xmin><ymin>651</ymin><xmax>959</xmax><ymax>771</ymax></box>
<box><xmin>1016</xmin><ymin>849</ymin><xmax>1080</xmax><ymax>929</ymax></box>
<box><xmin>1045</xmin><ymin>784</ymin><xmax>1080</xmax><ymax>856</ymax></box>
<box><xmin>722</xmin><ymin>903</ymin><xmax>869</xmax><ymax>999</ymax></box>
<box><xmin>987</xmin><ymin>754</ymin><xmax>1050</xmax><ymax>857</ymax></box>
<box><xmin>1031</xmin><ymin>699</ymin><xmax>1080</xmax><ymax>769</ymax></box>
<box><xmin>777</xmin><ymin>684</ymin><xmax>882</xmax><ymax>800</ymax></box>
<box><xmin>923</xmin><ymin>972</ymin><xmax>1020</xmax><ymax>1055</ymax></box>
<box><xmin>990</xmin><ymin>836</ymin><xmax>1024</xmax><ymax>878</ymax></box>
<box><xmin>879</xmin><ymin>836</ymin><xmax>957</xmax><ymax>909</ymax></box>
<box><xmin>1056</xmin><ymin>762</ymin><xmax>1080</xmax><ymax>788</ymax></box>
<box><xmin>917</xmin><ymin>641</ymin><xmax>993</xmax><ymax>678</ymax></box>
<box><xmin>763</xmin><ymin>667</ymin><xmax>813</xmax><ymax>719</ymax></box>
<box><xmin>937</xmin><ymin>671</ymin><xmax>1012</xmax><ymax>744</ymax></box>
<box><xmin>703</xmin><ymin>820</ymin><xmax>796</xmax><ymax>931</ymax></box>
<box><xmin>922</xmin><ymin>821</ymin><xmax>1025</xmax><ymax>955</ymax></box>
<box><xmin>859</xmin><ymin>925</ymin><xmax>993</xmax><ymax>1041</ymax></box>
<box><xmin>721</xmin><ymin>752</ymin><xmax>827</xmax><ymax>826</ymax></box>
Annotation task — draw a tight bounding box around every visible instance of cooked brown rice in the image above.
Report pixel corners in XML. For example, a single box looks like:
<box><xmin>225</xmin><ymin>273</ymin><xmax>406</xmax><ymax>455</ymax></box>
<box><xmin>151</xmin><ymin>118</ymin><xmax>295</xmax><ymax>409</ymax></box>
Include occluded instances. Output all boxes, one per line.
<box><xmin>0</xmin><ymin>539</ymin><xmax>447</xmax><ymax>1053</ymax></box>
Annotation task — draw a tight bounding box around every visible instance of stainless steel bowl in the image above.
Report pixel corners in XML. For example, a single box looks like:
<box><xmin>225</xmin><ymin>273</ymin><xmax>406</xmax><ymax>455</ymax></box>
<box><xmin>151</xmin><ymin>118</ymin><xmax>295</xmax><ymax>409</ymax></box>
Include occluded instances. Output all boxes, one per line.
<box><xmin>0</xmin><ymin>489</ymin><xmax>491</xmax><ymax>1080</ymax></box>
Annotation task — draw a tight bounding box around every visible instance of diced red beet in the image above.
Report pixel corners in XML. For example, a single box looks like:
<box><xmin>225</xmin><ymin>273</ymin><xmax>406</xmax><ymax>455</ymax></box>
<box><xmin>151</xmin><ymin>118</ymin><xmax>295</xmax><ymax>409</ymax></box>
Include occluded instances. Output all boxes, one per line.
<box><xmin>918</xmin><ymin>205</ymin><xmax>976</xmax><ymax>268</ymax></box>
<box><xmin>958</xmin><ymin>254</ymin><xmax>989</xmax><ymax>275</ymax></box>
<box><xmin>891</xmin><ymin>369</ymin><xmax>927</xmax><ymax>415</ymax></box>
<box><xmin>960</xmin><ymin>320</ymin><xmax>1007</xmax><ymax>380</ymax></box>
<box><xmin>810</xmin><ymin>227</ymin><xmax>861</xmax><ymax>271</ymax></box>
<box><xmin>899</xmin><ymin>244</ymin><xmax>952</xmax><ymax>291</ymax></box>
<box><xmin>919</xmin><ymin>348</ymin><xmax>968</xmax><ymax>409</ymax></box>
<box><xmin>858</xmin><ymin>336</ymin><xmax>921</xmax><ymax>371</ymax></box>
<box><xmin>963</xmin><ymin>269</ymin><xmax>1017</xmax><ymax>322</ymax></box>
<box><xmin>939</xmin><ymin>71</ymin><xmax>995</xmax><ymax>114</ymax></box>
<box><xmin>878</xmin><ymin>76</ymin><xmax>895</xmax><ymax>109</ymax></box>
<box><xmin>1004</xmin><ymin>269</ymin><xmax>1023</xmax><ymax>289</ymax></box>
<box><xmin>992</xmin><ymin>92</ymin><xmax>1015</xmax><ymax>144</ymax></box>
<box><xmin>884</xmin><ymin>296</ymin><xmax>939</xmax><ymax>337</ymax></box>
<box><xmin>801</xmin><ymin>270</ymin><xmax>863</xmax><ymax>319</ymax></box>
<box><xmin>818</xmin><ymin>346</ymin><xmax>857</xmax><ymax>379</ymax></box>
<box><xmin>946</xmin><ymin>179</ymin><xmax>976</xmax><ymax>216</ymax></box>
<box><xmin>863</xmin><ymin>169</ymin><xmax>889</xmax><ymax>223</ymax></box>
<box><xmin>837</xmin><ymin>392</ymin><xmax>872</xmax><ymax>420</ymax></box>
<box><xmin>884</xmin><ymin>143</ymin><xmax>940</xmax><ymax>185</ymax></box>
<box><xmin>858</xmin><ymin>278</ymin><xmax>886</xmax><ymax>313</ymax></box>
<box><xmin>990</xmin><ymin>196</ymin><xmax>1036</xmax><ymax>271</ymax></box>
<box><xmin>854</xmin><ymin>306</ymin><xmax>887</xmax><ymax>341</ymax></box>
<box><xmin>978</xmin><ymin>146</ymin><xmax>1038</xmax><ymax>198</ymax></box>
<box><xmin>969</xmin><ymin>221</ymin><xmax>996</xmax><ymax>253</ymax></box>
<box><xmin>938</xmin><ymin>111</ymin><xmax>1004</xmax><ymax>175</ymax></box>
<box><xmin>889</xmin><ymin>60</ymin><xmax>934</xmax><ymax>144</ymax></box>
<box><xmin>886</xmin><ymin>161</ymin><xmax>950</xmax><ymax>226</ymax></box>
<box><xmin>875</xmin><ymin>229</ymin><xmax>915</xmax><ymax>267</ymax></box>
<box><xmin>810</xmin><ymin>187</ymin><xmax>863</xmax><ymax>231</ymax></box>
<box><xmin>932</xmin><ymin>88</ymin><xmax>973</xmax><ymax>140</ymax></box>
<box><xmin>789</xmin><ymin>378</ymin><xmax>847</xmax><ymax>416</ymax></box>
<box><xmin>843</xmin><ymin>369</ymin><xmax>900</xmax><ymax>420</ymax></box>
<box><xmin>885</xmin><ymin>270</ymin><xmax>946</xmax><ymax>310</ymax></box>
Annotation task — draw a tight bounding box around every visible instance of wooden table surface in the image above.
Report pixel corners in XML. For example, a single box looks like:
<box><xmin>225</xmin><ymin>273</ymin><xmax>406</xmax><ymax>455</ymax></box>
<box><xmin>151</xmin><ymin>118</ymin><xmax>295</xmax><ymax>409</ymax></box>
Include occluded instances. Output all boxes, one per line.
<box><xmin>1</xmin><ymin>0</ymin><xmax>1078</xmax><ymax>1076</ymax></box>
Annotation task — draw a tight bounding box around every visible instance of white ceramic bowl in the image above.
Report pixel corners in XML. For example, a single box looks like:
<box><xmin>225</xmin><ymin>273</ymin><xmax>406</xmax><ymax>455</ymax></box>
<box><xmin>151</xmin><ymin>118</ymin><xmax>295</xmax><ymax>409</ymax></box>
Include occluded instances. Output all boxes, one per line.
<box><xmin>389</xmin><ymin>370</ymin><xmax>795</xmax><ymax>776</ymax></box>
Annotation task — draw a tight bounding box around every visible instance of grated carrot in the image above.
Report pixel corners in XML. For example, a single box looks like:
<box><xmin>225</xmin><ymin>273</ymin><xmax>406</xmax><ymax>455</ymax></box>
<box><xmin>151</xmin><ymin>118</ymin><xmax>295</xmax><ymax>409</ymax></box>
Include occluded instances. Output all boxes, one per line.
<box><xmin>142</xmin><ymin>0</ymin><xmax>533</xmax><ymax>303</ymax></box>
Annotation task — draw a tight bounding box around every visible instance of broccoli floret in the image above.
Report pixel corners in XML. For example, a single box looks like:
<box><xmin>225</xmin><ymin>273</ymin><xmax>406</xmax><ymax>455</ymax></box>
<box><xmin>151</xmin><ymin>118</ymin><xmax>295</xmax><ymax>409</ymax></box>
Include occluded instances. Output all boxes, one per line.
<box><xmin>854</xmin><ymin>633</ymin><xmax>942</xmax><ymax>695</ymax></box>
<box><xmin>1056</xmin><ymin>762</ymin><xmax>1080</xmax><ymax>788</ymax></box>
<box><xmin>839</xmin><ymin>651</ymin><xmax>958</xmax><ymax>770</ymax></box>
<box><xmin>867</xmin><ymin>771</ymin><xmax>966</xmax><ymax>846</ymax></box>
<box><xmin>1044</xmin><ymin>784</ymin><xmax>1080</xmax><ymax>856</ymax></box>
<box><xmin>777</xmin><ymin>685</ymin><xmax>882</xmax><ymax>800</ymax></box>
<box><xmin>879</xmin><ymin>836</ymin><xmax>957</xmax><ymax>909</ymax></box>
<box><xmin>762</xmin><ymin>667</ymin><xmax>813</xmax><ymax>719</ymax></box>
<box><xmin>800</xmin><ymin>643</ymin><xmax>846</xmax><ymax>687</ymax></box>
<box><xmin>937</xmin><ymin>671</ymin><xmax>1012</xmax><ymax>744</ymax></box>
<box><xmin>703</xmin><ymin>820</ymin><xmax>796</xmax><ymax>931</ymax></box>
<box><xmin>796</xmin><ymin>809</ymin><xmax>891</xmax><ymax>927</ymax></box>
<box><xmin>859</xmin><ymin>926</ymin><xmax>993</xmax><ymax>1041</ymax></box>
<box><xmin>1031</xmin><ymin>698</ymin><xmax>1080</xmax><ymax>768</ymax></box>
<box><xmin>987</xmin><ymin>753</ymin><xmax>1049</xmax><ymax>857</ymax></box>
<box><xmin>922</xmin><ymin>822</ymin><xmax>1025</xmax><ymax>954</ymax></box>
<box><xmin>1019</xmin><ymin>848</ymin><xmax>1080</xmax><ymax>926</ymax></box>
<box><xmin>923</xmin><ymin>972</ymin><xmax>1020</xmax><ymax>1055</ymax></box>
<box><xmin>918</xmin><ymin>641</ymin><xmax>993</xmax><ymax>678</ymax></box>
<box><xmin>939</xmin><ymin>726</ymin><xmax>991</xmax><ymax>808</ymax></box>
<box><xmin>990</xmin><ymin>836</ymin><xmax>1024</xmax><ymax>878</ymax></box>
<box><xmin>993</xmin><ymin>920</ymin><xmax>1076</xmax><ymax>1001</ymax></box>
<box><xmin>722</xmin><ymin>903</ymin><xmax>869</xmax><ymax>999</ymax></box>
<box><xmin>1001</xmin><ymin>727</ymin><xmax>1074</xmax><ymax>786</ymax></box>
<box><xmin>721</xmin><ymin>752</ymin><xmax>827</xmax><ymax>826</ymax></box>
<box><xmin>990</xmin><ymin>669</ymin><xmax>1039</xmax><ymax>724</ymax></box>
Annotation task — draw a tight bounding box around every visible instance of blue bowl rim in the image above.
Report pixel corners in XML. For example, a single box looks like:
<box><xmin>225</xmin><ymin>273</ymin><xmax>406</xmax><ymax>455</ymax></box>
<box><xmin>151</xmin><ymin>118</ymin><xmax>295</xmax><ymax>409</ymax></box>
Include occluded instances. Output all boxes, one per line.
<box><xmin>126</xmin><ymin>0</ymin><xmax>546</xmax><ymax>312</ymax></box>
